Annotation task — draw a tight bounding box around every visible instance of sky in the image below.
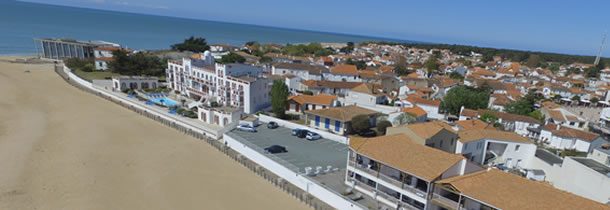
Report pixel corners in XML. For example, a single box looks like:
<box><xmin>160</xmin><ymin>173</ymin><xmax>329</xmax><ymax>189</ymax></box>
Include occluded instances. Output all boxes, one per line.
<box><xmin>21</xmin><ymin>0</ymin><xmax>610</xmax><ymax>56</ymax></box>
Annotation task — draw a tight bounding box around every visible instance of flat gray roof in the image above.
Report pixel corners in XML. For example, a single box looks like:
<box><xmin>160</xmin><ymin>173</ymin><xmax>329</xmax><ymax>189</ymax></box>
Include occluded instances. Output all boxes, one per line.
<box><xmin>572</xmin><ymin>157</ymin><xmax>610</xmax><ymax>176</ymax></box>
<box><xmin>535</xmin><ymin>149</ymin><xmax>564</xmax><ymax>165</ymax></box>
<box><xmin>226</xmin><ymin>123</ymin><xmax>348</xmax><ymax>173</ymax></box>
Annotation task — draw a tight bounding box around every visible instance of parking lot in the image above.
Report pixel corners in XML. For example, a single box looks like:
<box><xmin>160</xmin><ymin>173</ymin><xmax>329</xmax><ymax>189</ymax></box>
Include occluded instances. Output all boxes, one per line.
<box><xmin>226</xmin><ymin>123</ymin><xmax>348</xmax><ymax>173</ymax></box>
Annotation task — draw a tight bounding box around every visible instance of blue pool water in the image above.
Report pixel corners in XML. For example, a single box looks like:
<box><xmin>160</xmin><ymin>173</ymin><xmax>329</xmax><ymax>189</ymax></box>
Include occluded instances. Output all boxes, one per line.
<box><xmin>150</xmin><ymin>97</ymin><xmax>178</xmax><ymax>107</ymax></box>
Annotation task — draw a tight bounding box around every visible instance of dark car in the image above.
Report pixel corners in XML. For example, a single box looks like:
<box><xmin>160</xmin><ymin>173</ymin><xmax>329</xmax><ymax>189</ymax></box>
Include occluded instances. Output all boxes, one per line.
<box><xmin>264</xmin><ymin>145</ymin><xmax>287</xmax><ymax>154</ymax></box>
<box><xmin>291</xmin><ymin>128</ymin><xmax>302</xmax><ymax>136</ymax></box>
<box><xmin>358</xmin><ymin>130</ymin><xmax>377</xmax><ymax>137</ymax></box>
<box><xmin>267</xmin><ymin>121</ymin><xmax>279</xmax><ymax>129</ymax></box>
<box><xmin>296</xmin><ymin>129</ymin><xmax>308</xmax><ymax>138</ymax></box>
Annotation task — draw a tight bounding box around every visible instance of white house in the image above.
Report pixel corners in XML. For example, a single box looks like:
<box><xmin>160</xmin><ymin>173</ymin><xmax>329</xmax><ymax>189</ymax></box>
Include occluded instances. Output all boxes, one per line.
<box><xmin>198</xmin><ymin>105</ymin><xmax>242</xmax><ymax>127</ymax></box>
<box><xmin>539</xmin><ymin>124</ymin><xmax>607</xmax><ymax>152</ymax></box>
<box><xmin>111</xmin><ymin>76</ymin><xmax>159</xmax><ymax>91</ymax></box>
<box><xmin>455</xmin><ymin>129</ymin><xmax>537</xmax><ymax>169</ymax></box>
<box><xmin>344</xmin><ymin>83</ymin><xmax>387</xmax><ymax>107</ymax></box>
<box><xmin>166</xmin><ymin>51</ymin><xmax>271</xmax><ymax>114</ymax></box>
<box><xmin>271</xmin><ymin>62</ymin><xmax>327</xmax><ymax>81</ymax></box>
<box><xmin>323</xmin><ymin>64</ymin><xmax>361</xmax><ymax>82</ymax></box>
<box><xmin>94</xmin><ymin>46</ymin><xmax>121</xmax><ymax>70</ymax></box>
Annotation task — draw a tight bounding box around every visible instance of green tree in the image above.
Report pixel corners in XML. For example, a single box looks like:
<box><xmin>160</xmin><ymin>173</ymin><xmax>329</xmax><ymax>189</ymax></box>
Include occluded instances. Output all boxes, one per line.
<box><xmin>219</xmin><ymin>52</ymin><xmax>246</xmax><ymax>64</ymax></box>
<box><xmin>346</xmin><ymin>58</ymin><xmax>367</xmax><ymax>70</ymax></box>
<box><xmin>340</xmin><ymin>42</ymin><xmax>355</xmax><ymax>53</ymax></box>
<box><xmin>351</xmin><ymin>115</ymin><xmax>371</xmax><ymax>134</ymax></box>
<box><xmin>553</xmin><ymin>94</ymin><xmax>562</xmax><ymax>101</ymax></box>
<box><xmin>376</xmin><ymin>120</ymin><xmax>392</xmax><ymax>135</ymax></box>
<box><xmin>270</xmin><ymin>80</ymin><xmax>289</xmax><ymax>119</ymax></box>
<box><xmin>481</xmin><ymin>54</ymin><xmax>494</xmax><ymax>62</ymax></box>
<box><xmin>480</xmin><ymin>112</ymin><xmax>498</xmax><ymax>123</ymax></box>
<box><xmin>591</xmin><ymin>97</ymin><xmax>600</xmax><ymax>104</ymax></box>
<box><xmin>505</xmin><ymin>91</ymin><xmax>541</xmax><ymax>115</ymax></box>
<box><xmin>424</xmin><ymin>57</ymin><xmax>439</xmax><ymax>74</ymax></box>
<box><xmin>441</xmin><ymin>86</ymin><xmax>490</xmax><ymax>115</ymax></box>
<box><xmin>108</xmin><ymin>50</ymin><xmax>165</xmax><ymax>76</ymax></box>
<box><xmin>528</xmin><ymin>110</ymin><xmax>544</xmax><ymax>122</ymax></box>
<box><xmin>526</xmin><ymin>54</ymin><xmax>541</xmax><ymax>68</ymax></box>
<box><xmin>171</xmin><ymin>36</ymin><xmax>210</xmax><ymax>52</ymax></box>
<box><xmin>449</xmin><ymin>72</ymin><xmax>464</xmax><ymax>80</ymax></box>
<box><xmin>572</xmin><ymin>95</ymin><xmax>581</xmax><ymax>101</ymax></box>
<box><xmin>259</xmin><ymin>56</ymin><xmax>273</xmax><ymax>63</ymax></box>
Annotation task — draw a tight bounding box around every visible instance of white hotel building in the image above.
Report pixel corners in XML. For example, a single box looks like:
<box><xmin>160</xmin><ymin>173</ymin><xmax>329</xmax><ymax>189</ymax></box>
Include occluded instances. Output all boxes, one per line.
<box><xmin>166</xmin><ymin>52</ymin><xmax>270</xmax><ymax>114</ymax></box>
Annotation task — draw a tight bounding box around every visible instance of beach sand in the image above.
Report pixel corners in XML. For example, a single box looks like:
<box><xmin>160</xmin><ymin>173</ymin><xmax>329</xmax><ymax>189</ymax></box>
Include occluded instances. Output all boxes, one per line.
<box><xmin>0</xmin><ymin>57</ymin><xmax>310</xmax><ymax>210</ymax></box>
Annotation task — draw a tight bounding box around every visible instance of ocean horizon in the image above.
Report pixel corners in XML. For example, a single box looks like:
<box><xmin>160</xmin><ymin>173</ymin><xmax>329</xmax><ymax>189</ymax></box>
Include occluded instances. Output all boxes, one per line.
<box><xmin>0</xmin><ymin>0</ymin><xmax>414</xmax><ymax>55</ymax></box>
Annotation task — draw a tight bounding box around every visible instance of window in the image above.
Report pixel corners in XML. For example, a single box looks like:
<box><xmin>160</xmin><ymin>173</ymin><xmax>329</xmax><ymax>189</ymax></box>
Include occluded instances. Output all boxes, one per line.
<box><xmin>335</xmin><ymin>121</ymin><xmax>341</xmax><ymax>132</ymax></box>
<box><xmin>325</xmin><ymin>118</ymin><xmax>330</xmax><ymax>129</ymax></box>
<box><xmin>464</xmin><ymin>144</ymin><xmax>468</xmax><ymax>150</ymax></box>
<box><xmin>440</xmin><ymin>141</ymin><xmax>443</xmax><ymax>148</ymax></box>
<box><xmin>515</xmin><ymin>145</ymin><xmax>520</xmax><ymax>151</ymax></box>
<box><xmin>315</xmin><ymin>116</ymin><xmax>320</xmax><ymax>126</ymax></box>
<box><xmin>451</xmin><ymin>138</ymin><xmax>455</xmax><ymax>145</ymax></box>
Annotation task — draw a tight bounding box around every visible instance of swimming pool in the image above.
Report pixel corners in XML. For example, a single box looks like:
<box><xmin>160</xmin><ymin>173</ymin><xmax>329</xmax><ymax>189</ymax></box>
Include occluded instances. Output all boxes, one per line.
<box><xmin>149</xmin><ymin>97</ymin><xmax>179</xmax><ymax>107</ymax></box>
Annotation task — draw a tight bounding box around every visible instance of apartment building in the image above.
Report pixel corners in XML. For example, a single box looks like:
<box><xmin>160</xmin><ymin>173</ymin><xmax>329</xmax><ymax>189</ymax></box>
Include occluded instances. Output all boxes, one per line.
<box><xmin>166</xmin><ymin>51</ymin><xmax>270</xmax><ymax>114</ymax></box>
<box><xmin>430</xmin><ymin>169</ymin><xmax>608</xmax><ymax>210</ymax></box>
<box><xmin>346</xmin><ymin>134</ymin><xmax>478</xmax><ymax>210</ymax></box>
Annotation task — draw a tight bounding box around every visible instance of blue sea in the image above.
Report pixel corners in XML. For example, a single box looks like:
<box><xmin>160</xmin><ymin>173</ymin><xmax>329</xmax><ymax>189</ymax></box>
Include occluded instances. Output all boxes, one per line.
<box><xmin>0</xmin><ymin>1</ymin><xmax>409</xmax><ymax>55</ymax></box>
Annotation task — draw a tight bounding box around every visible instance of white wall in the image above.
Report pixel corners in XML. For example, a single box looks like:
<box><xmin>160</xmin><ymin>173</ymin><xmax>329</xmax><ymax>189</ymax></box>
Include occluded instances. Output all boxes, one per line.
<box><xmin>552</xmin><ymin>157</ymin><xmax>610</xmax><ymax>204</ymax></box>
<box><xmin>258</xmin><ymin>114</ymin><xmax>348</xmax><ymax>144</ymax></box>
<box><xmin>224</xmin><ymin>134</ymin><xmax>365</xmax><ymax>210</ymax></box>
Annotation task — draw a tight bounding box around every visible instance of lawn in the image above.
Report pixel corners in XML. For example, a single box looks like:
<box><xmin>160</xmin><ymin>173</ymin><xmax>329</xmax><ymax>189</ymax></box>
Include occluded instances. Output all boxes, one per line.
<box><xmin>72</xmin><ymin>68</ymin><xmax>120</xmax><ymax>81</ymax></box>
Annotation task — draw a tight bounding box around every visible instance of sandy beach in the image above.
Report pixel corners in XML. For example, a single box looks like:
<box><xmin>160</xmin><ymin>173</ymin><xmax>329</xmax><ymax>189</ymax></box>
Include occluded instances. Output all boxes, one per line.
<box><xmin>0</xmin><ymin>56</ymin><xmax>310</xmax><ymax>210</ymax></box>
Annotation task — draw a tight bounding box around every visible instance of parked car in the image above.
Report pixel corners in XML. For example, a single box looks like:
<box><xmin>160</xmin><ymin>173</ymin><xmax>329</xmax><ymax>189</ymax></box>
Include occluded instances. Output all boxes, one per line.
<box><xmin>291</xmin><ymin>128</ymin><xmax>302</xmax><ymax>136</ymax></box>
<box><xmin>306</xmin><ymin>131</ymin><xmax>321</xmax><ymax>140</ymax></box>
<box><xmin>358</xmin><ymin>129</ymin><xmax>377</xmax><ymax>137</ymax></box>
<box><xmin>264</xmin><ymin>145</ymin><xmax>287</xmax><ymax>154</ymax></box>
<box><xmin>296</xmin><ymin>129</ymin><xmax>308</xmax><ymax>138</ymax></box>
<box><xmin>267</xmin><ymin>121</ymin><xmax>279</xmax><ymax>129</ymax></box>
<box><xmin>237</xmin><ymin>124</ymin><xmax>257</xmax><ymax>132</ymax></box>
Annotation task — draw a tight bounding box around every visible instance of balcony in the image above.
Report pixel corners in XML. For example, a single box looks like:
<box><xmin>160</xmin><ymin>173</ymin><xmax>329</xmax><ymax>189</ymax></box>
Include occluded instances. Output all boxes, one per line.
<box><xmin>430</xmin><ymin>193</ymin><xmax>464</xmax><ymax>210</ymax></box>
<box><xmin>349</xmin><ymin>160</ymin><xmax>427</xmax><ymax>198</ymax></box>
<box><xmin>378</xmin><ymin>173</ymin><xmax>427</xmax><ymax>198</ymax></box>
<box><xmin>348</xmin><ymin>160</ymin><xmax>378</xmax><ymax>176</ymax></box>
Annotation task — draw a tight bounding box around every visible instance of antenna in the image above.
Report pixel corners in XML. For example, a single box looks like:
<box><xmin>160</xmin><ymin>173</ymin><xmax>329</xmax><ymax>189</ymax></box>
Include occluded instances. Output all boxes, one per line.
<box><xmin>594</xmin><ymin>32</ymin><xmax>607</xmax><ymax>66</ymax></box>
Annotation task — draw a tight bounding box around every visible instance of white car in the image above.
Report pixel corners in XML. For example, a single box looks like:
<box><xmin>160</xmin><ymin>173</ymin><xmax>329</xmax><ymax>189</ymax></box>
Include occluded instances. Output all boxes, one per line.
<box><xmin>305</xmin><ymin>132</ymin><xmax>321</xmax><ymax>140</ymax></box>
<box><xmin>237</xmin><ymin>124</ymin><xmax>257</xmax><ymax>132</ymax></box>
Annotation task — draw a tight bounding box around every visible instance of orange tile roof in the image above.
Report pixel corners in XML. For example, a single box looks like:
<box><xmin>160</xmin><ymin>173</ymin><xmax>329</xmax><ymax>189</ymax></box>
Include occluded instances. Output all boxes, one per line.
<box><xmin>542</xmin><ymin>125</ymin><xmax>600</xmax><ymax>142</ymax></box>
<box><xmin>437</xmin><ymin>169</ymin><xmax>609</xmax><ymax>210</ymax></box>
<box><xmin>351</xmin><ymin>83</ymin><xmax>383</xmax><ymax>96</ymax></box>
<box><xmin>406</xmin><ymin>96</ymin><xmax>441</xmax><ymax>107</ymax></box>
<box><xmin>456</xmin><ymin>119</ymin><xmax>497</xmax><ymax>131</ymax></box>
<box><xmin>95</xmin><ymin>57</ymin><xmax>114</xmax><ymax>62</ymax></box>
<box><xmin>304</xmin><ymin>105</ymin><xmax>378</xmax><ymax>122</ymax></box>
<box><xmin>288</xmin><ymin>94</ymin><xmax>337</xmax><ymax>106</ymax></box>
<box><xmin>472</xmin><ymin>68</ymin><xmax>496</xmax><ymax>77</ymax></box>
<box><xmin>350</xmin><ymin>134</ymin><xmax>464</xmax><ymax>181</ymax></box>
<box><xmin>405</xmin><ymin>121</ymin><xmax>456</xmax><ymax>139</ymax></box>
<box><xmin>331</xmin><ymin>64</ymin><xmax>358</xmax><ymax>75</ymax></box>
<box><xmin>458</xmin><ymin>129</ymin><xmax>531</xmax><ymax>144</ymax></box>
<box><xmin>403</xmin><ymin>106</ymin><xmax>427</xmax><ymax>117</ymax></box>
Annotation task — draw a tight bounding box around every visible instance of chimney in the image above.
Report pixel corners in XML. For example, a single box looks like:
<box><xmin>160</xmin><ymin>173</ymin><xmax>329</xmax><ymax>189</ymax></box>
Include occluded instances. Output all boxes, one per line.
<box><xmin>602</xmin><ymin>144</ymin><xmax>610</xmax><ymax>150</ymax></box>
<box><xmin>556</xmin><ymin>124</ymin><xmax>561</xmax><ymax>130</ymax></box>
